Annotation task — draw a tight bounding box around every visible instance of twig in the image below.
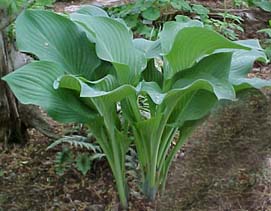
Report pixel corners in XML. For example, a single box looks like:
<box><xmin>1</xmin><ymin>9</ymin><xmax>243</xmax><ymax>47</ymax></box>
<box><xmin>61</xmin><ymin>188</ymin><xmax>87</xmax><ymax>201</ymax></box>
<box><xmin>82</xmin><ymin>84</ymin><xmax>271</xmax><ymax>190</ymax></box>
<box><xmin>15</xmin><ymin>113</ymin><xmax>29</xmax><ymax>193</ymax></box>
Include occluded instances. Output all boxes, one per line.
<box><xmin>0</xmin><ymin>0</ymin><xmax>35</xmax><ymax>31</ymax></box>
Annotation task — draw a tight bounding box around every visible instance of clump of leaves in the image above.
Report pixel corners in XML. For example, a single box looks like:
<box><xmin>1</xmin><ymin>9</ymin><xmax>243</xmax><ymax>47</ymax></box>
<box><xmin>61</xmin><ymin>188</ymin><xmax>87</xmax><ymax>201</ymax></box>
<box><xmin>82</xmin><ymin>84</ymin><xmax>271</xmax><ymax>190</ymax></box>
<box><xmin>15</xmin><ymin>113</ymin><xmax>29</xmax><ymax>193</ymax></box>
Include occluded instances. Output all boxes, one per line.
<box><xmin>54</xmin><ymin>149</ymin><xmax>96</xmax><ymax>176</ymax></box>
<box><xmin>75</xmin><ymin>153</ymin><xmax>92</xmax><ymax>176</ymax></box>
<box><xmin>107</xmin><ymin>0</ymin><xmax>210</xmax><ymax>39</ymax></box>
<box><xmin>107</xmin><ymin>0</ymin><xmax>243</xmax><ymax>40</ymax></box>
<box><xmin>1</xmin><ymin>0</ymin><xmax>55</xmax><ymax>13</ymax></box>
<box><xmin>232</xmin><ymin>0</ymin><xmax>271</xmax><ymax>11</ymax></box>
<box><xmin>55</xmin><ymin>147</ymin><xmax>73</xmax><ymax>176</ymax></box>
<box><xmin>207</xmin><ymin>12</ymin><xmax>244</xmax><ymax>40</ymax></box>
<box><xmin>1</xmin><ymin>0</ymin><xmax>56</xmax><ymax>41</ymax></box>
<box><xmin>249</xmin><ymin>0</ymin><xmax>271</xmax><ymax>12</ymax></box>
<box><xmin>258</xmin><ymin>20</ymin><xmax>271</xmax><ymax>59</ymax></box>
<box><xmin>2</xmin><ymin>5</ymin><xmax>271</xmax><ymax>208</ymax></box>
<box><xmin>233</xmin><ymin>0</ymin><xmax>249</xmax><ymax>8</ymax></box>
<box><xmin>48</xmin><ymin>135</ymin><xmax>104</xmax><ymax>176</ymax></box>
<box><xmin>47</xmin><ymin>135</ymin><xmax>101</xmax><ymax>152</ymax></box>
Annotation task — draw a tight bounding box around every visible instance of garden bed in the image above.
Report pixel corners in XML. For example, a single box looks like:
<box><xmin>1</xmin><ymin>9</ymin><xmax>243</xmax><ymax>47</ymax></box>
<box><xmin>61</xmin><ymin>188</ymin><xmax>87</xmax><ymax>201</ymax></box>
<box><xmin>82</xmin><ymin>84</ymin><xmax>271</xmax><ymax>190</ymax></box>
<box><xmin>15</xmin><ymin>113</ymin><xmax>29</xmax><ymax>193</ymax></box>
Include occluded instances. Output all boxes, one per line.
<box><xmin>0</xmin><ymin>0</ymin><xmax>271</xmax><ymax>210</ymax></box>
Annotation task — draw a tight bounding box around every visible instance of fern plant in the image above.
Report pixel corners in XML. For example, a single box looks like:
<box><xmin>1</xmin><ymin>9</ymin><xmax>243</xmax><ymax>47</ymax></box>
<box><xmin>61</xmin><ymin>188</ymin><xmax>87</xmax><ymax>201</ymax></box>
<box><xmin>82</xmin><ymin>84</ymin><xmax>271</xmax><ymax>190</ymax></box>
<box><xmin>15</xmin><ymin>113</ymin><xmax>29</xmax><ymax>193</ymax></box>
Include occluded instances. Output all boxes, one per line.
<box><xmin>75</xmin><ymin>153</ymin><xmax>92</xmax><ymax>176</ymax></box>
<box><xmin>48</xmin><ymin>135</ymin><xmax>104</xmax><ymax>176</ymax></box>
<box><xmin>47</xmin><ymin>135</ymin><xmax>101</xmax><ymax>152</ymax></box>
<box><xmin>54</xmin><ymin>147</ymin><xmax>73</xmax><ymax>176</ymax></box>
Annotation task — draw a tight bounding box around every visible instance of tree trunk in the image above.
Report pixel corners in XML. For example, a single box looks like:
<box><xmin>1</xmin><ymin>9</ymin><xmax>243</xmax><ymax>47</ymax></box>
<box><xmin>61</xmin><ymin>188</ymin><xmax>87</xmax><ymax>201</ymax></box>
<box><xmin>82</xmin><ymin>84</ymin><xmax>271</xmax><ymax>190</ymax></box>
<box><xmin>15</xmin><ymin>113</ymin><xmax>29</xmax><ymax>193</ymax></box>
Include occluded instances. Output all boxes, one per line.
<box><xmin>0</xmin><ymin>31</ymin><xmax>27</xmax><ymax>146</ymax></box>
<box><xmin>0</xmin><ymin>6</ymin><xmax>60</xmax><ymax>147</ymax></box>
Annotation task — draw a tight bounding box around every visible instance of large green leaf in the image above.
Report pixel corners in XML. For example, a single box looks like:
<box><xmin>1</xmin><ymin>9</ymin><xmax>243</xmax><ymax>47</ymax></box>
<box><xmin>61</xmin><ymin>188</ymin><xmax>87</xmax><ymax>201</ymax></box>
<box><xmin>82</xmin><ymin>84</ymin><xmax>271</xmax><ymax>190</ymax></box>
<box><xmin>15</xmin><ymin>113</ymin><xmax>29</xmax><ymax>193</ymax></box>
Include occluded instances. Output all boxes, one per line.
<box><xmin>139</xmin><ymin>53</ymin><xmax>236</xmax><ymax>105</ymax></box>
<box><xmin>168</xmin><ymin>90</ymin><xmax>217</xmax><ymax>127</ymax></box>
<box><xmin>159</xmin><ymin>20</ymin><xmax>203</xmax><ymax>54</ymax></box>
<box><xmin>55</xmin><ymin>75</ymin><xmax>137</xmax><ymax>104</ymax></box>
<box><xmin>172</xmin><ymin>52</ymin><xmax>235</xmax><ymax>100</ymax></box>
<box><xmin>133</xmin><ymin>39</ymin><xmax>161</xmax><ymax>58</ymax></box>
<box><xmin>229</xmin><ymin>40</ymin><xmax>271</xmax><ymax>90</ymax></box>
<box><xmin>253</xmin><ymin>0</ymin><xmax>271</xmax><ymax>12</ymax></box>
<box><xmin>2</xmin><ymin>62</ymin><xmax>98</xmax><ymax>123</ymax></box>
<box><xmin>71</xmin><ymin>14</ymin><xmax>147</xmax><ymax>84</ymax></box>
<box><xmin>142</xmin><ymin>6</ymin><xmax>160</xmax><ymax>21</ymax></box>
<box><xmin>161</xmin><ymin>26</ymin><xmax>250</xmax><ymax>79</ymax></box>
<box><xmin>142</xmin><ymin>59</ymin><xmax>163</xmax><ymax>87</ymax></box>
<box><xmin>16</xmin><ymin>9</ymin><xmax>100</xmax><ymax>79</ymax></box>
<box><xmin>74</xmin><ymin>5</ymin><xmax>109</xmax><ymax>17</ymax></box>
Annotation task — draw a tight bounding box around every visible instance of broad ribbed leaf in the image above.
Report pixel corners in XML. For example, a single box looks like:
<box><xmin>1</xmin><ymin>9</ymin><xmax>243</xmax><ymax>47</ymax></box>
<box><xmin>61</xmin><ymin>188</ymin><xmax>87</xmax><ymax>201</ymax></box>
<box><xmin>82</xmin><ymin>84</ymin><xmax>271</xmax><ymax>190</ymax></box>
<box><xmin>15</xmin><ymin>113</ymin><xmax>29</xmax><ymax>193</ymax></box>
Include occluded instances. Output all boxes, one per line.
<box><xmin>76</xmin><ymin>153</ymin><xmax>91</xmax><ymax>176</ymax></box>
<box><xmin>74</xmin><ymin>5</ymin><xmax>108</xmax><ymax>17</ymax></box>
<box><xmin>162</xmin><ymin>27</ymin><xmax>250</xmax><ymax>79</ymax></box>
<box><xmin>168</xmin><ymin>90</ymin><xmax>217</xmax><ymax>127</ymax></box>
<box><xmin>172</xmin><ymin>52</ymin><xmax>235</xmax><ymax>100</ymax></box>
<box><xmin>229</xmin><ymin>40</ymin><xmax>271</xmax><ymax>90</ymax></box>
<box><xmin>2</xmin><ymin>62</ymin><xmax>98</xmax><ymax>123</ymax></box>
<box><xmin>16</xmin><ymin>10</ymin><xmax>100</xmax><ymax>79</ymax></box>
<box><xmin>142</xmin><ymin>59</ymin><xmax>163</xmax><ymax>86</ymax></box>
<box><xmin>133</xmin><ymin>39</ymin><xmax>161</xmax><ymax>58</ymax></box>
<box><xmin>142</xmin><ymin>6</ymin><xmax>160</xmax><ymax>21</ymax></box>
<box><xmin>134</xmin><ymin>115</ymin><xmax>163</xmax><ymax>158</ymax></box>
<box><xmin>55</xmin><ymin>75</ymin><xmax>137</xmax><ymax>104</ymax></box>
<box><xmin>71</xmin><ymin>14</ymin><xmax>147</xmax><ymax>84</ymax></box>
<box><xmin>159</xmin><ymin>20</ymin><xmax>203</xmax><ymax>54</ymax></box>
<box><xmin>139</xmin><ymin>53</ymin><xmax>236</xmax><ymax>105</ymax></box>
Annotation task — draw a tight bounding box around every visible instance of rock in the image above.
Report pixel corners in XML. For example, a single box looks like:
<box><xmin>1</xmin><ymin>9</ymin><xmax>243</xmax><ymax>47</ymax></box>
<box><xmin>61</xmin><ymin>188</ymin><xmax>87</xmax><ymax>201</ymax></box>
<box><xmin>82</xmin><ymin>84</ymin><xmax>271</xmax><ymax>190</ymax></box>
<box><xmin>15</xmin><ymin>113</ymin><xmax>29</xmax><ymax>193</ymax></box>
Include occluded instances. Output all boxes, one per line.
<box><xmin>85</xmin><ymin>204</ymin><xmax>104</xmax><ymax>211</ymax></box>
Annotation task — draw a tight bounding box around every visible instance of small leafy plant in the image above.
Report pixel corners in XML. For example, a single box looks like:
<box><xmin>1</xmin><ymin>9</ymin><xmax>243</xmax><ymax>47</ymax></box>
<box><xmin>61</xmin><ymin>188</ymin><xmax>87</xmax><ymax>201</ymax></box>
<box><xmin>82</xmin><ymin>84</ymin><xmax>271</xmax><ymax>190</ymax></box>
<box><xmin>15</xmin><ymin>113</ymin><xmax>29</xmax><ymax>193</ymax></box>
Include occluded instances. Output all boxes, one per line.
<box><xmin>233</xmin><ymin>0</ymin><xmax>271</xmax><ymax>11</ymax></box>
<box><xmin>54</xmin><ymin>147</ymin><xmax>73</xmax><ymax>176</ymax></box>
<box><xmin>2</xmin><ymin>6</ymin><xmax>271</xmax><ymax>208</ymax></box>
<box><xmin>249</xmin><ymin>0</ymin><xmax>271</xmax><ymax>12</ymax></box>
<box><xmin>107</xmin><ymin>0</ymin><xmax>244</xmax><ymax>40</ymax></box>
<box><xmin>107</xmin><ymin>0</ymin><xmax>210</xmax><ymax>38</ymax></box>
<box><xmin>49</xmin><ymin>136</ymin><xmax>104</xmax><ymax>176</ymax></box>
<box><xmin>54</xmin><ymin>149</ymin><xmax>96</xmax><ymax>176</ymax></box>
<box><xmin>258</xmin><ymin>19</ymin><xmax>271</xmax><ymax>59</ymax></box>
<box><xmin>207</xmin><ymin>12</ymin><xmax>244</xmax><ymax>40</ymax></box>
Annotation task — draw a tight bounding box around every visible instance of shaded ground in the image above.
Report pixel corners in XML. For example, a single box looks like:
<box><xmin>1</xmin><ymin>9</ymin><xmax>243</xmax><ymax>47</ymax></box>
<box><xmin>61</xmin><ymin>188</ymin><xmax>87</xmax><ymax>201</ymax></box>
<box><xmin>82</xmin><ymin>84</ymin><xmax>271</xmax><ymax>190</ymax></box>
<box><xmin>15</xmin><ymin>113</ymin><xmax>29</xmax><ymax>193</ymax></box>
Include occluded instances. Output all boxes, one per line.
<box><xmin>157</xmin><ymin>89</ymin><xmax>271</xmax><ymax>211</ymax></box>
<box><xmin>1</xmin><ymin>1</ymin><xmax>271</xmax><ymax>211</ymax></box>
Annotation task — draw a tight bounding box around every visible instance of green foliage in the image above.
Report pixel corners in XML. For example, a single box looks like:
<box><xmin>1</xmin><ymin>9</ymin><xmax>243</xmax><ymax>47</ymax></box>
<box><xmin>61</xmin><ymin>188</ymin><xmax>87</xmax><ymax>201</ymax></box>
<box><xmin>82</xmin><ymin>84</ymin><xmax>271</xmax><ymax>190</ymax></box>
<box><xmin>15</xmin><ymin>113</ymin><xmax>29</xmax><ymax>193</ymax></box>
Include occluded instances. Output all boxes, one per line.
<box><xmin>49</xmin><ymin>135</ymin><xmax>104</xmax><ymax>176</ymax></box>
<box><xmin>107</xmin><ymin>0</ymin><xmax>210</xmax><ymax>39</ymax></box>
<box><xmin>207</xmin><ymin>12</ymin><xmax>244</xmax><ymax>40</ymax></box>
<box><xmin>249</xmin><ymin>0</ymin><xmax>271</xmax><ymax>11</ymax></box>
<box><xmin>258</xmin><ymin>20</ymin><xmax>271</xmax><ymax>59</ymax></box>
<box><xmin>75</xmin><ymin>153</ymin><xmax>92</xmax><ymax>176</ymax></box>
<box><xmin>2</xmin><ymin>6</ymin><xmax>271</xmax><ymax>207</ymax></box>
<box><xmin>233</xmin><ymin>0</ymin><xmax>249</xmax><ymax>7</ymax></box>
<box><xmin>0</xmin><ymin>0</ymin><xmax>55</xmax><ymax>41</ymax></box>
<box><xmin>234</xmin><ymin>0</ymin><xmax>271</xmax><ymax>11</ymax></box>
<box><xmin>54</xmin><ymin>147</ymin><xmax>73</xmax><ymax>176</ymax></box>
<box><xmin>47</xmin><ymin>135</ymin><xmax>101</xmax><ymax>152</ymax></box>
<box><xmin>54</xmin><ymin>149</ymin><xmax>95</xmax><ymax>176</ymax></box>
<box><xmin>107</xmin><ymin>0</ymin><xmax>244</xmax><ymax>40</ymax></box>
<box><xmin>0</xmin><ymin>0</ymin><xmax>55</xmax><ymax>14</ymax></box>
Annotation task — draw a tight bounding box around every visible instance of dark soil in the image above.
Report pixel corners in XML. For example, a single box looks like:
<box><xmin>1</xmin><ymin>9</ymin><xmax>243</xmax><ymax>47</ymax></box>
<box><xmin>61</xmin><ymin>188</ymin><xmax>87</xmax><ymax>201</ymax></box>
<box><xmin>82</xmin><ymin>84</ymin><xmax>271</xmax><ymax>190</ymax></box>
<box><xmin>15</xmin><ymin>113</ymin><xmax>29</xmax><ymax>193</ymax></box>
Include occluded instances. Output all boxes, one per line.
<box><xmin>157</xmin><ymin>89</ymin><xmax>271</xmax><ymax>211</ymax></box>
<box><xmin>1</xmin><ymin>0</ymin><xmax>271</xmax><ymax>211</ymax></box>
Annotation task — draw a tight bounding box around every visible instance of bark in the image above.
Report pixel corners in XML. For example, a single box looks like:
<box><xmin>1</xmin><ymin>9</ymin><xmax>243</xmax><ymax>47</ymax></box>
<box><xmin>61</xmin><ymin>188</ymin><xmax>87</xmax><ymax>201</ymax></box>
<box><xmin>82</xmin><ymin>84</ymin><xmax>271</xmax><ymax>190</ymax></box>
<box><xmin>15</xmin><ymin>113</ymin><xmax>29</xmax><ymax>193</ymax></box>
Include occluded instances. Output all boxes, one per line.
<box><xmin>0</xmin><ymin>31</ymin><xmax>27</xmax><ymax>145</ymax></box>
<box><xmin>0</xmin><ymin>9</ymin><xmax>58</xmax><ymax>146</ymax></box>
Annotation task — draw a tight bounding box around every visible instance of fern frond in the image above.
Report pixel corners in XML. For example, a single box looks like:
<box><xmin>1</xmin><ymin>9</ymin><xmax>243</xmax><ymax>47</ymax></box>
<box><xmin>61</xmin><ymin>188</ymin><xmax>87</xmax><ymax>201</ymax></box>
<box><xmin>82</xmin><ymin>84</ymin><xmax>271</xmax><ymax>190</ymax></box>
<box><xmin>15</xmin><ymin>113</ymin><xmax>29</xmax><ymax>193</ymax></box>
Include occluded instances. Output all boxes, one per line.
<box><xmin>54</xmin><ymin>147</ymin><xmax>73</xmax><ymax>176</ymax></box>
<box><xmin>47</xmin><ymin>135</ymin><xmax>101</xmax><ymax>152</ymax></box>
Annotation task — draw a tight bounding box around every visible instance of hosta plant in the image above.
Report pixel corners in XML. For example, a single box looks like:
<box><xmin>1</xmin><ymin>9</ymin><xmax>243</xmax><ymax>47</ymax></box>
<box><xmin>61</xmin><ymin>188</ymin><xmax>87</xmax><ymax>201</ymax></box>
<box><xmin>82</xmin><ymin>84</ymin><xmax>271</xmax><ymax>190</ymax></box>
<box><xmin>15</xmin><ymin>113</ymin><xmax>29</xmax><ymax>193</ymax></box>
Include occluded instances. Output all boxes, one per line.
<box><xmin>2</xmin><ymin>5</ymin><xmax>271</xmax><ymax>207</ymax></box>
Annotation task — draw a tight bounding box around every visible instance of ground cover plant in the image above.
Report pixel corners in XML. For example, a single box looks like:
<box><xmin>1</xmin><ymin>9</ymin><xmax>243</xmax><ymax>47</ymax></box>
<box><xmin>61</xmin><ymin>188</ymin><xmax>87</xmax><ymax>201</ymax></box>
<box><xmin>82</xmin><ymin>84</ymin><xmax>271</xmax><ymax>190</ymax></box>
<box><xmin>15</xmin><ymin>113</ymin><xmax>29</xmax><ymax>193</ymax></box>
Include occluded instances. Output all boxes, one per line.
<box><xmin>2</xmin><ymin>5</ymin><xmax>271</xmax><ymax>209</ymax></box>
<box><xmin>107</xmin><ymin>0</ymin><xmax>210</xmax><ymax>38</ymax></box>
<box><xmin>258</xmin><ymin>19</ymin><xmax>271</xmax><ymax>59</ymax></box>
<box><xmin>106</xmin><ymin>0</ymin><xmax>246</xmax><ymax>40</ymax></box>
